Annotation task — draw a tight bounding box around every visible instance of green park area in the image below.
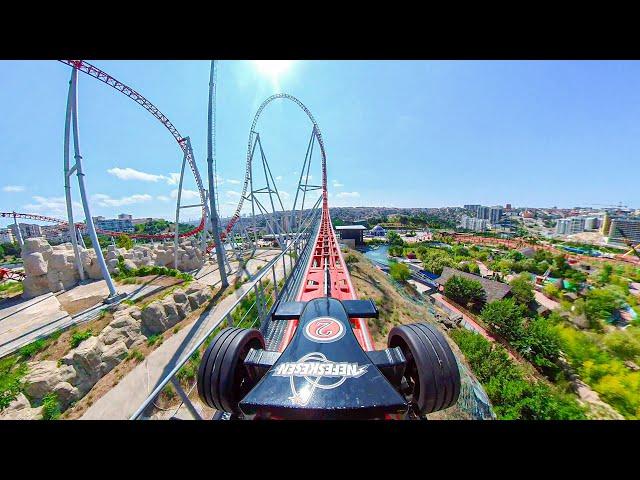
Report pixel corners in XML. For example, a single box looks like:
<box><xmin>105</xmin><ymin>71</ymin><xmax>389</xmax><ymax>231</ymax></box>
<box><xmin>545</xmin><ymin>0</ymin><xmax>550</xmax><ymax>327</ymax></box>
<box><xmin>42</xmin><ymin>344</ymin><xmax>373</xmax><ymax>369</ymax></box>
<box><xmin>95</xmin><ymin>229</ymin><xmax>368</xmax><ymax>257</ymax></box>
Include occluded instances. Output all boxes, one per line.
<box><xmin>375</xmin><ymin>230</ymin><xmax>640</xmax><ymax>419</ymax></box>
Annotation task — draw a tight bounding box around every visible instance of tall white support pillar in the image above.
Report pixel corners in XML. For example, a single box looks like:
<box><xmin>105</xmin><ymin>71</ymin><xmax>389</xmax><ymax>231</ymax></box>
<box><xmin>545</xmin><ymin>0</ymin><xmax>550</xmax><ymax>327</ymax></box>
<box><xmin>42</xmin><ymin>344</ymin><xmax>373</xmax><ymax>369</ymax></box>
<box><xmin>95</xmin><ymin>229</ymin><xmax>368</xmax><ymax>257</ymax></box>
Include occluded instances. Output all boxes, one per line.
<box><xmin>65</xmin><ymin>67</ymin><xmax>117</xmax><ymax>298</ymax></box>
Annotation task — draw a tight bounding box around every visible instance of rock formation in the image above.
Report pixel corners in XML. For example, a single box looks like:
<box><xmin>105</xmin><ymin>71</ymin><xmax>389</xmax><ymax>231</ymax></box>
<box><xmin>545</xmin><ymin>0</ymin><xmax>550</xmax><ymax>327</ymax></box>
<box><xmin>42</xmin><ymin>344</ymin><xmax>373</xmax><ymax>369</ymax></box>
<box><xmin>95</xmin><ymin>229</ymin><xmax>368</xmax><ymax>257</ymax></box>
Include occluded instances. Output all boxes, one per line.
<box><xmin>21</xmin><ymin>236</ymin><xmax>206</xmax><ymax>298</ymax></box>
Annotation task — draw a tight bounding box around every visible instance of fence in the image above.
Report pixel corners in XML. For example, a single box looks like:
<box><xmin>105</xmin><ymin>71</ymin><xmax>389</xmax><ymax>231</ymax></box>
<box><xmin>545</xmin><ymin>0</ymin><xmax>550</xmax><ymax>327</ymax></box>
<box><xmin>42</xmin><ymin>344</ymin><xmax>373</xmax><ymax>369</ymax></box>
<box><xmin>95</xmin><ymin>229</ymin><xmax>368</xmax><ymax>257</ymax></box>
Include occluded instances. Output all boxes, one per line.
<box><xmin>130</xmin><ymin>207</ymin><xmax>321</xmax><ymax>420</ymax></box>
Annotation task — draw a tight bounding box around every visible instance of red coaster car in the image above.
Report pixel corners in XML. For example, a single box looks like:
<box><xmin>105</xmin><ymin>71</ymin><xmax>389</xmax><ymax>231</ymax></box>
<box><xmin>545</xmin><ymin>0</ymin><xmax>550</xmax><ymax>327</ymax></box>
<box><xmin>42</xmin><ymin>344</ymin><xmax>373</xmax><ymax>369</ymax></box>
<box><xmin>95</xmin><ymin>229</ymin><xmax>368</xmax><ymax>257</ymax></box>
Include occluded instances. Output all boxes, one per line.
<box><xmin>197</xmin><ymin>297</ymin><xmax>461</xmax><ymax>419</ymax></box>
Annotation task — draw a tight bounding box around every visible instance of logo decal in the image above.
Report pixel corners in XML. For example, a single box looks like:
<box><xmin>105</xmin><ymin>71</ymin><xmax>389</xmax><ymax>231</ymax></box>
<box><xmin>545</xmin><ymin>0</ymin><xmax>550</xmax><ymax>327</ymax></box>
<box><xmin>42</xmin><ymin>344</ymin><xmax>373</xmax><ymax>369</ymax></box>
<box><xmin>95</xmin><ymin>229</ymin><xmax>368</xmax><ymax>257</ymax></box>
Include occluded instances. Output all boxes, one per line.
<box><xmin>272</xmin><ymin>352</ymin><xmax>368</xmax><ymax>406</ymax></box>
<box><xmin>303</xmin><ymin>317</ymin><xmax>345</xmax><ymax>343</ymax></box>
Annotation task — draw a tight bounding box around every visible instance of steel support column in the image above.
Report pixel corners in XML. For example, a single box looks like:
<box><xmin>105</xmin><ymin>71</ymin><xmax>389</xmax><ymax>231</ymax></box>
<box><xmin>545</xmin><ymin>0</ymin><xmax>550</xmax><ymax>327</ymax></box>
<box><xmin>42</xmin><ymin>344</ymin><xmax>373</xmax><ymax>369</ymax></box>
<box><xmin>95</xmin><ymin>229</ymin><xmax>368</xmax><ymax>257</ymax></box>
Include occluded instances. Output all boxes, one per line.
<box><xmin>66</xmin><ymin>67</ymin><xmax>116</xmax><ymax>297</ymax></box>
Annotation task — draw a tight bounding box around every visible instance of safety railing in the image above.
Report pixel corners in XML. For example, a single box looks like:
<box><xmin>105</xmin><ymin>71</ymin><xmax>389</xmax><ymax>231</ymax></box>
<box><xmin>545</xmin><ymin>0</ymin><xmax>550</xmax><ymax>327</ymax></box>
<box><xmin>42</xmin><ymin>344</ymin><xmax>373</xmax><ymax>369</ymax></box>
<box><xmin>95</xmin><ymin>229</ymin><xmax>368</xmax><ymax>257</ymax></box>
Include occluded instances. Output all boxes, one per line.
<box><xmin>130</xmin><ymin>205</ymin><xmax>321</xmax><ymax>420</ymax></box>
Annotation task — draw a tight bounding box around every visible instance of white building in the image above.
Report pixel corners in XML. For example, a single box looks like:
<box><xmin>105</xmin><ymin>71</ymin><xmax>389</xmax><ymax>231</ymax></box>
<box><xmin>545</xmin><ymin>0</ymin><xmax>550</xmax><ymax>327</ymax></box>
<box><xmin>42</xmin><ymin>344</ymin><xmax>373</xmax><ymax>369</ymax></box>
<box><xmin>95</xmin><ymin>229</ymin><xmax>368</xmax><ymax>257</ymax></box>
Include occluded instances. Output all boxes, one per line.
<box><xmin>9</xmin><ymin>223</ymin><xmax>43</xmax><ymax>240</ymax></box>
<box><xmin>460</xmin><ymin>215</ymin><xmax>487</xmax><ymax>232</ymax></box>
<box><xmin>370</xmin><ymin>225</ymin><xmax>387</xmax><ymax>237</ymax></box>
<box><xmin>556</xmin><ymin>217</ymin><xmax>585</xmax><ymax>235</ymax></box>
<box><xmin>0</xmin><ymin>228</ymin><xmax>15</xmax><ymax>244</ymax></box>
<box><xmin>93</xmin><ymin>216</ymin><xmax>134</xmax><ymax>233</ymax></box>
<box><xmin>583</xmin><ymin>216</ymin><xmax>599</xmax><ymax>231</ymax></box>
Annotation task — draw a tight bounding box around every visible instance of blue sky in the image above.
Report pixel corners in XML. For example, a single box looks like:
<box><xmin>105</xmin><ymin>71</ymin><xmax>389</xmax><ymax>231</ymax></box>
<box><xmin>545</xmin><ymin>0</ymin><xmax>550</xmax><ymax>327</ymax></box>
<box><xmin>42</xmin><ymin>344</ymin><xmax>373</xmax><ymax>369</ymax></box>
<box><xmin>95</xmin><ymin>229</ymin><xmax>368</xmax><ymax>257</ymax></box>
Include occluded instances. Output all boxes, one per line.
<box><xmin>1</xmin><ymin>60</ymin><xmax>639</xmax><ymax>228</ymax></box>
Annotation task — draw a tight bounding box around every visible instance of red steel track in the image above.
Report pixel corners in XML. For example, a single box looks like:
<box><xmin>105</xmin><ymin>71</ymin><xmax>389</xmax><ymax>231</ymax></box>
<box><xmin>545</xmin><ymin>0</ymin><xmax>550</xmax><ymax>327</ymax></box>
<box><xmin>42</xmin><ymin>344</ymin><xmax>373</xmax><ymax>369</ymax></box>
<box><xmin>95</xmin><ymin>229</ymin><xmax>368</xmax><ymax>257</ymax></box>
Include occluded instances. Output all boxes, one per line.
<box><xmin>0</xmin><ymin>211</ymin><xmax>197</xmax><ymax>241</ymax></box>
<box><xmin>59</xmin><ymin>60</ymin><xmax>205</xmax><ymax>241</ymax></box>
<box><xmin>277</xmin><ymin>176</ymin><xmax>375</xmax><ymax>352</ymax></box>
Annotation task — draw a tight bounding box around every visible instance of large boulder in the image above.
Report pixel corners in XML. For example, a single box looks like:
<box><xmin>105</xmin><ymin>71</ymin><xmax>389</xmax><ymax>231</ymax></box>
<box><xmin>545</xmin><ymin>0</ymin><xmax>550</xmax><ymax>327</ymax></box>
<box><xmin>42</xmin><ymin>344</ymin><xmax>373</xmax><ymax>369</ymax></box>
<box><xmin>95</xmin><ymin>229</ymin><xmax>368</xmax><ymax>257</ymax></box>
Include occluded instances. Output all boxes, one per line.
<box><xmin>98</xmin><ymin>310</ymin><xmax>143</xmax><ymax>348</ymax></box>
<box><xmin>185</xmin><ymin>284</ymin><xmax>212</xmax><ymax>310</ymax></box>
<box><xmin>61</xmin><ymin>336</ymin><xmax>103</xmax><ymax>387</ymax></box>
<box><xmin>23</xmin><ymin>361</ymin><xmax>77</xmax><ymax>402</ymax></box>
<box><xmin>49</xmin><ymin>252</ymin><xmax>70</xmax><ymax>271</ymax></box>
<box><xmin>21</xmin><ymin>274</ymin><xmax>51</xmax><ymax>299</ymax></box>
<box><xmin>141</xmin><ymin>301</ymin><xmax>168</xmax><ymax>334</ymax></box>
<box><xmin>161</xmin><ymin>301</ymin><xmax>181</xmax><ymax>329</ymax></box>
<box><xmin>59</xmin><ymin>269</ymin><xmax>79</xmax><ymax>290</ymax></box>
<box><xmin>123</xmin><ymin>259</ymin><xmax>137</xmax><ymax>272</ymax></box>
<box><xmin>23</xmin><ymin>237</ymin><xmax>53</xmax><ymax>259</ymax></box>
<box><xmin>0</xmin><ymin>393</ymin><xmax>43</xmax><ymax>420</ymax></box>
<box><xmin>100</xmin><ymin>340</ymin><xmax>129</xmax><ymax>374</ymax></box>
<box><xmin>23</xmin><ymin>252</ymin><xmax>48</xmax><ymax>276</ymax></box>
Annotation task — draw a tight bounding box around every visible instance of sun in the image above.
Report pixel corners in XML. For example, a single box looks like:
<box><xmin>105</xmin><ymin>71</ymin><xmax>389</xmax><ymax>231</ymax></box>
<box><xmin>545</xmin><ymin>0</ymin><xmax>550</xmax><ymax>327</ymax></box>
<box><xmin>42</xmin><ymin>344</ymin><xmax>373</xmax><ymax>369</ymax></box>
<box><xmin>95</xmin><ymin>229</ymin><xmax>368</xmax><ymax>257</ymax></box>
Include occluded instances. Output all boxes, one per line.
<box><xmin>252</xmin><ymin>60</ymin><xmax>294</xmax><ymax>81</ymax></box>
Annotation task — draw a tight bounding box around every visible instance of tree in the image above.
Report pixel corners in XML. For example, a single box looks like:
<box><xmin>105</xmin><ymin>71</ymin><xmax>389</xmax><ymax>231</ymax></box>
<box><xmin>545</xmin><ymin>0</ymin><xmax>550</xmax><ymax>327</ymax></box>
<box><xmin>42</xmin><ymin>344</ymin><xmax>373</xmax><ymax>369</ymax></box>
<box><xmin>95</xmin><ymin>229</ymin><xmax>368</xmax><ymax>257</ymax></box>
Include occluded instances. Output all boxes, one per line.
<box><xmin>584</xmin><ymin>286</ymin><xmax>625</xmax><ymax>327</ymax></box>
<box><xmin>519</xmin><ymin>316</ymin><xmax>560</xmax><ymax>368</ymax></box>
<box><xmin>116</xmin><ymin>234</ymin><xmax>133</xmax><ymax>250</ymax></box>
<box><xmin>344</xmin><ymin>253</ymin><xmax>359</xmax><ymax>265</ymax></box>
<box><xmin>543</xmin><ymin>282</ymin><xmax>560</xmax><ymax>299</ymax></box>
<box><xmin>597</xmin><ymin>264</ymin><xmax>613</xmax><ymax>286</ymax></box>
<box><xmin>444</xmin><ymin>275</ymin><xmax>486</xmax><ymax>310</ymax></box>
<box><xmin>481</xmin><ymin>298</ymin><xmax>526</xmax><ymax>341</ymax></box>
<box><xmin>1</xmin><ymin>242</ymin><xmax>20</xmax><ymax>257</ymax></box>
<box><xmin>389</xmin><ymin>262</ymin><xmax>411</xmax><ymax>283</ymax></box>
<box><xmin>387</xmin><ymin>231</ymin><xmax>403</xmax><ymax>246</ymax></box>
<box><xmin>0</xmin><ymin>244</ymin><xmax>4</xmax><ymax>258</ymax></box>
<box><xmin>509</xmin><ymin>272</ymin><xmax>535</xmax><ymax>306</ymax></box>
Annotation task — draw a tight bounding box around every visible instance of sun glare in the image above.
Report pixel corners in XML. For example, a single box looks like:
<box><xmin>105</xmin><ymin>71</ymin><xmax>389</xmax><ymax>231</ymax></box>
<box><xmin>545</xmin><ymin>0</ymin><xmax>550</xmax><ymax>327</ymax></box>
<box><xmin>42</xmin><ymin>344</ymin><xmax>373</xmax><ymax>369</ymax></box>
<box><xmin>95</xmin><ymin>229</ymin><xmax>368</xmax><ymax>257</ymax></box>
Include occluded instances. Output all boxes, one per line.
<box><xmin>252</xmin><ymin>60</ymin><xmax>294</xmax><ymax>81</ymax></box>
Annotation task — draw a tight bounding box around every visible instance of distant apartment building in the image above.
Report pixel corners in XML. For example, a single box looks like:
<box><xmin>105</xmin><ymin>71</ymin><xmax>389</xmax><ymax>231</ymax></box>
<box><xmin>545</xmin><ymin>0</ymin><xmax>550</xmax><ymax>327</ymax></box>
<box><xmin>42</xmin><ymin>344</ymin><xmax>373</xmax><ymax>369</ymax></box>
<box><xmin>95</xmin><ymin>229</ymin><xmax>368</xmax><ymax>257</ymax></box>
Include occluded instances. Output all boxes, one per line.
<box><xmin>477</xmin><ymin>206</ymin><xmax>490</xmax><ymax>220</ymax></box>
<box><xmin>460</xmin><ymin>215</ymin><xmax>487</xmax><ymax>232</ymax></box>
<box><xmin>9</xmin><ymin>222</ymin><xmax>43</xmax><ymax>240</ymax></box>
<box><xmin>505</xmin><ymin>203</ymin><xmax>512</xmax><ymax>210</ymax></box>
<box><xmin>489</xmin><ymin>206</ymin><xmax>503</xmax><ymax>225</ymax></box>
<box><xmin>41</xmin><ymin>225</ymin><xmax>74</xmax><ymax>244</ymax></box>
<box><xmin>0</xmin><ymin>228</ymin><xmax>15</xmax><ymax>244</ymax></box>
<box><xmin>583</xmin><ymin>216</ymin><xmax>600</xmax><ymax>231</ymax></box>
<box><xmin>463</xmin><ymin>205</ymin><xmax>481</xmax><ymax>215</ymax></box>
<box><xmin>92</xmin><ymin>216</ymin><xmax>134</xmax><ymax>233</ymax></box>
<box><xmin>608</xmin><ymin>217</ymin><xmax>640</xmax><ymax>245</ymax></box>
<box><xmin>117</xmin><ymin>213</ymin><xmax>133</xmax><ymax>221</ymax></box>
<box><xmin>556</xmin><ymin>217</ymin><xmax>585</xmax><ymax>235</ymax></box>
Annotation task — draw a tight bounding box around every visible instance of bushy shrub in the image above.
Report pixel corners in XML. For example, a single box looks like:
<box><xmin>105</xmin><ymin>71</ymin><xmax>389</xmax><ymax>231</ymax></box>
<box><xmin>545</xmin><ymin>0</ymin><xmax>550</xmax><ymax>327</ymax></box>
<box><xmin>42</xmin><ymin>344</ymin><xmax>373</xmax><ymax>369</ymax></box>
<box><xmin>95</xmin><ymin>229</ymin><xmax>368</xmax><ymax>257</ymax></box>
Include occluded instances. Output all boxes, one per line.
<box><xmin>444</xmin><ymin>275</ymin><xmax>486</xmax><ymax>310</ymax></box>
<box><xmin>41</xmin><ymin>392</ymin><xmax>61</xmax><ymax>420</ymax></box>
<box><xmin>389</xmin><ymin>262</ymin><xmax>411</xmax><ymax>283</ymax></box>
<box><xmin>70</xmin><ymin>329</ymin><xmax>93</xmax><ymax>349</ymax></box>
<box><xmin>450</xmin><ymin>329</ymin><xmax>585</xmax><ymax>420</ymax></box>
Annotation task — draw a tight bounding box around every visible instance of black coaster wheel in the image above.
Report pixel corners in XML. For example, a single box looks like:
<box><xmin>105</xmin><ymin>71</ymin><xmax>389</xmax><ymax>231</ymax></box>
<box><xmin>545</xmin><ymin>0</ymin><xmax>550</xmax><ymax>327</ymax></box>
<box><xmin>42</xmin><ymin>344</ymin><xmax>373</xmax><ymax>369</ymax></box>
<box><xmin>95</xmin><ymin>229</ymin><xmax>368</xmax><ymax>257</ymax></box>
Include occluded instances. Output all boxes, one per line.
<box><xmin>388</xmin><ymin>322</ymin><xmax>461</xmax><ymax>415</ymax></box>
<box><xmin>197</xmin><ymin>327</ymin><xmax>265</xmax><ymax>415</ymax></box>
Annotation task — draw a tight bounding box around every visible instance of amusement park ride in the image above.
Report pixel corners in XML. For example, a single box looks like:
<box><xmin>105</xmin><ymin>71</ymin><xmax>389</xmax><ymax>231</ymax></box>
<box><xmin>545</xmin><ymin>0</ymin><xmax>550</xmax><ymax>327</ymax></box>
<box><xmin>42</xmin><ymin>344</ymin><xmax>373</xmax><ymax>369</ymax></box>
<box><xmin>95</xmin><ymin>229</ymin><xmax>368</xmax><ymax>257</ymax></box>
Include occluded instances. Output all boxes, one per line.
<box><xmin>0</xmin><ymin>60</ymin><xmax>463</xmax><ymax>419</ymax></box>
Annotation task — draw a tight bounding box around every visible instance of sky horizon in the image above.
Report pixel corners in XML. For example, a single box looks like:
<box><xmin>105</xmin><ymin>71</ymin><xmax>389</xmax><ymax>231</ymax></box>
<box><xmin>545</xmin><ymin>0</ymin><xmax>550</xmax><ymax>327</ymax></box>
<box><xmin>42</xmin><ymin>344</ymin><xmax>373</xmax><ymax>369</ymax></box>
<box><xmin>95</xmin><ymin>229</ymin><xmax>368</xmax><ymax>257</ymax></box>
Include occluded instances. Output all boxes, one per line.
<box><xmin>1</xmin><ymin>60</ymin><xmax>639</xmax><ymax>228</ymax></box>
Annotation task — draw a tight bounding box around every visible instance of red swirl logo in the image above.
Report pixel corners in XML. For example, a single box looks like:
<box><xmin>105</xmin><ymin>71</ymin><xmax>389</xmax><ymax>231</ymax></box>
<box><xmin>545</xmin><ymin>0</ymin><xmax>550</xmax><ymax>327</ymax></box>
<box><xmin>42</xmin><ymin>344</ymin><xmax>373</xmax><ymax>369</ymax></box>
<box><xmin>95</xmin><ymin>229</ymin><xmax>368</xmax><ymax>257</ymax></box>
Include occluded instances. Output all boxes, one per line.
<box><xmin>303</xmin><ymin>317</ymin><xmax>345</xmax><ymax>343</ymax></box>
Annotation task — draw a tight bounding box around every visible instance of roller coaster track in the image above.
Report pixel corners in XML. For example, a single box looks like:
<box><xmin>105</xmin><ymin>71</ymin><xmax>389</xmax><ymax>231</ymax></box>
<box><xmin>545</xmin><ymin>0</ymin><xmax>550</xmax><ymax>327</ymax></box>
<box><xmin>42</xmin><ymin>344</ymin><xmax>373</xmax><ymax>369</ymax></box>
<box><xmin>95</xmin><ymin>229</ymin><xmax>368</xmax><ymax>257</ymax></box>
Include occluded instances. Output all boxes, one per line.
<box><xmin>0</xmin><ymin>211</ymin><xmax>197</xmax><ymax>241</ymax></box>
<box><xmin>58</xmin><ymin>60</ymin><xmax>206</xmax><ymax>241</ymax></box>
<box><xmin>0</xmin><ymin>212</ymin><xmax>82</xmax><ymax>229</ymax></box>
<box><xmin>226</xmin><ymin>93</ymin><xmax>328</xmax><ymax>236</ymax></box>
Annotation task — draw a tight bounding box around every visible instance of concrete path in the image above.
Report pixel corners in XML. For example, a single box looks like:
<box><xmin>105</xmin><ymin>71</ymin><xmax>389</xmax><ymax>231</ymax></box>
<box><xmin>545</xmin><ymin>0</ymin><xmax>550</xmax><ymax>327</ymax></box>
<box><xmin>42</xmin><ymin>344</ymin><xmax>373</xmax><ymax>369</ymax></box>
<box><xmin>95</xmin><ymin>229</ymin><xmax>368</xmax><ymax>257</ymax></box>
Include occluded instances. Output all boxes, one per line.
<box><xmin>0</xmin><ymin>281</ymin><xmax>142</xmax><ymax>359</ymax></box>
<box><xmin>0</xmin><ymin>293</ymin><xmax>72</xmax><ymax>358</ymax></box>
<box><xmin>81</xmin><ymin>256</ymin><xmax>287</xmax><ymax>420</ymax></box>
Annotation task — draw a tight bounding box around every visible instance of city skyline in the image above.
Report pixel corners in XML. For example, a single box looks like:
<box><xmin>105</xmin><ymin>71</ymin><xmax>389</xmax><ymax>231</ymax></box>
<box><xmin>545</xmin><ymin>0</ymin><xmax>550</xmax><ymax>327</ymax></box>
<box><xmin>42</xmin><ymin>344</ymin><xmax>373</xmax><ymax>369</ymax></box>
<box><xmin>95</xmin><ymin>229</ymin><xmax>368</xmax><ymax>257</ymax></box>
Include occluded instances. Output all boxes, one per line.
<box><xmin>2</xmin><ymin>60</ymin><xmax>640</xmax><ymax>228</ymax></box>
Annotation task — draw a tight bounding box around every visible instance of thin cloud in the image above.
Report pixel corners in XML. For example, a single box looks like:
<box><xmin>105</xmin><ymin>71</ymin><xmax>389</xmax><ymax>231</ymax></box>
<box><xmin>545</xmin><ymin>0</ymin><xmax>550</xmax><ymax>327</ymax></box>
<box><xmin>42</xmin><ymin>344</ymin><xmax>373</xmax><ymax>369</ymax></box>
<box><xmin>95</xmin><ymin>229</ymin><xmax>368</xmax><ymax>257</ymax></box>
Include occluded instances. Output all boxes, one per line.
<box><xmin>226</xmin><ymin>179</ymin><xmax>241</xmax><ymax>185</ymax></box>
<box><xmin>166</xmin><ymin>173</ymin><xmax>181</xmax><ymax>185</ymax></box>
<box><xmin>107</xmin><ymin>167</ymin><xmax>187</xmax><ymax>187</ymax></box>
<box><xmin>92</xmin><ymin>193</ymin><xmax>154</xmax><ymax>207</ymax></box>
<box><xmin>23</xmin><ymin>196</ymin><xmax>82</xmax><ymax>218</ymax></box>
<box><xmin>332</xmin><ymin>180</ymin><xmax>344</xmax><ymax>188</ymax></box>
<box><xmin>226</xmin><ymin>190</ymin><xmax>241</xmax><ymax>198</ymax></box>
<box><xmin>336</xmin><ymin>191</ymin><xmax>360</xmax><ymax>198</ymax></box>
<box><xmin>170</xmin><ymin>189</ymin><xmax>200</xmax><ymax>200</ymax></box>
<box><xmin>156</xmin><ymin>195</ymin><xmax>171</xmax><ymax>202</ymax></box>
<box><xmin>3</xmin><ymin>185</ymin><xmax>25</xmax><ymax>193</ymax></box>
